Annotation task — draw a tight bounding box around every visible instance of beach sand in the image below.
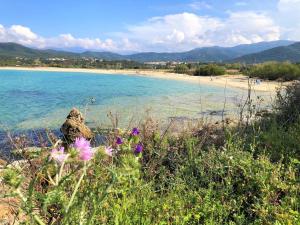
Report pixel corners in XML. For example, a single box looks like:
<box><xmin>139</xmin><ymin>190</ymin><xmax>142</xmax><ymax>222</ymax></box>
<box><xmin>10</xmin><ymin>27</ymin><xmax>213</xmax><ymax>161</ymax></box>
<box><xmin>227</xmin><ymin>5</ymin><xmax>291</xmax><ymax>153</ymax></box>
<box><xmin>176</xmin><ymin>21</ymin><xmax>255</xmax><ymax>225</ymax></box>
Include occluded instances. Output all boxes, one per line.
<box><xmin>0</xmin><ymin>66</ymin><xmax>288</xmax><ymax>92</ymax></box>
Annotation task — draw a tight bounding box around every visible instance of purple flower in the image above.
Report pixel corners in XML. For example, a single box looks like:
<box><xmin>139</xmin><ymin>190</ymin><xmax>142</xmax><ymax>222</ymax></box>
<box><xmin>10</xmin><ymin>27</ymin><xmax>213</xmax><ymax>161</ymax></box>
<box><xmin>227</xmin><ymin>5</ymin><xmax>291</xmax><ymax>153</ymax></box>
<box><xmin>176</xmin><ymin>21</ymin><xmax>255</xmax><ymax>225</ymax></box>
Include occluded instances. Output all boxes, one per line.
<box><xmin>116</xmin><ymin>137</ymin><xmax>123</xmax><ymax>145</ymax></box>
<box><xmin>104</xmin><ymin>146</ymin><xmax>113</xmax><ymax>157</ymax></box>
<box><xmin>134</xmin><ymin>144</ymin><xmax>143</xmax><ymax>154</ymax></box>
<box><xmin>74</xmin><ymin>137</ymin><xmax>90</xmax><ymax>150</ymax></box>
<box><xmin>51</xmin><ymin>147</ymin><xmax>68</xmax><ymax>163</ymax></box>
<box><xmin>74</xmin><ymin>137</ymin><xmax>94</xmax><ymax>161</ymax></box>
<box><xmin>131</xmin><ymin>127</ymin><xmax>140</xmax><ymax>136</ymax></box>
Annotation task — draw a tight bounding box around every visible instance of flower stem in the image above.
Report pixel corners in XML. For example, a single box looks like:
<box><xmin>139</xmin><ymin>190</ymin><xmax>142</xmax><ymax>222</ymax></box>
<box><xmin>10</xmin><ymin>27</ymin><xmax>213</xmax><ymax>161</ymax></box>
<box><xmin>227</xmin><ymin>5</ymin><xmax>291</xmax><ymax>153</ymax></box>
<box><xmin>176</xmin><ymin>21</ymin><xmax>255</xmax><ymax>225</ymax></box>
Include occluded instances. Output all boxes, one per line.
<box><xmin>58</xmin><ymin>155</ymin><xmax>68</xmax><ymax>182</ymax></box>
<box><xmin>16</xmin><ymin>189</ymin><xmax>45</xmax><ymax>225</ymax></box>
<box><xmin>65</xmin><ymin>164</ymin><xmax>86</xmax><ymax>213</ymax></box>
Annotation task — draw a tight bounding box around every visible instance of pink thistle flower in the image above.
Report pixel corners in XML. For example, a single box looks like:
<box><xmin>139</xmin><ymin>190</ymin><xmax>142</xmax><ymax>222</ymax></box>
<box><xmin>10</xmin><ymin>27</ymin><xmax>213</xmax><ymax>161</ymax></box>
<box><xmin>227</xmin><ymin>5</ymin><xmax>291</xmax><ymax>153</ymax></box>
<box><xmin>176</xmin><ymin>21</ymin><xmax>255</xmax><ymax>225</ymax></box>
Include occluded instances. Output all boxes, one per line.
<box><xmin>104</xmin><ymin>146</ymin><xmax>113</xmax><ymax>156</ymax></box>
<box><xmin>74</xmin><ymin>137</ymin><xmax>94</xmax><ymax>161</ymax></box>
<box><xmin>51</xmin><ymin>147</ymin><xmax>68</xmax><ymax>163</ymax></box>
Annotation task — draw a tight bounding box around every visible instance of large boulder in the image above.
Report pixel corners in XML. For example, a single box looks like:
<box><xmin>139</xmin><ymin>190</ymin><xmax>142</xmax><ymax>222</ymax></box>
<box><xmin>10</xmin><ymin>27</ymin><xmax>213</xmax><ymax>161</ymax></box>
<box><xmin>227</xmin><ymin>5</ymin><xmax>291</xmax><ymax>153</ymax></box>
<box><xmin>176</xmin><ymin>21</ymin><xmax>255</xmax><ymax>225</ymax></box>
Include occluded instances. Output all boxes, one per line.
<box><xmin>60</xmin><ymin>108</ymin><xmax>93</xmax><ymax>143</ymax></box>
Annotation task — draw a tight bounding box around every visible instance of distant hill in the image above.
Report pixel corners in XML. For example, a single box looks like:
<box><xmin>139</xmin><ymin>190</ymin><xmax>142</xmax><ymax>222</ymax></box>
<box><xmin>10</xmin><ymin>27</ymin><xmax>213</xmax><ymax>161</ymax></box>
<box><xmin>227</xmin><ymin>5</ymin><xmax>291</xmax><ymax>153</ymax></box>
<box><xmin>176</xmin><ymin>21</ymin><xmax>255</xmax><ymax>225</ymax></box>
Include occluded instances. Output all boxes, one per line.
<box><xmin>0</xmin><ymin>40</ymin><xmax>296</xmax><ymax>62</ymax></box>
<box><xmin>80</xmin><ymin>51</ymin><xmax>125</xmax><ymax>60</ymax></box>
<box><xmin>231</xmin><ymin>42</ymin><xmax>300</xmax><ymax>63</ymax></box>
<box><xmin>126</xmin><ymin>40</ymin><xmax>295</xmax><ymax>62</ymax></box>
<box><xmin>0</xmin><ymin>42</ymin><xmax>78</xmax><ymax>58</ymax></box>
<box><xmin>229</xmin><ymin>40</ymin><xmax>295</xmax><ymax>56</ymax></box>
<box><xmin>127</xmin><ymin>47</ymin><xmax>237</xmax><ymax>62</ymax></box>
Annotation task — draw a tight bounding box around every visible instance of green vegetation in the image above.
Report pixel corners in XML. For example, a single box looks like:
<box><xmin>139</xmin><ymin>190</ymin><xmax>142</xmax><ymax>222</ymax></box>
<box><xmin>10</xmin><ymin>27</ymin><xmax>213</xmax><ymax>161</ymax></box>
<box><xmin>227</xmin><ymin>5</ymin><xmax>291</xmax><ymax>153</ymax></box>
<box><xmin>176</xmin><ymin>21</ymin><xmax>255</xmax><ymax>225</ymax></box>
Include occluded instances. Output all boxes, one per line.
<box><xmin>194</xmin><ymin>64</ymin><xmax>226</xmax><ymax>76</ymax></box>
<box><xmin>245</xmin><ymin>62</ymin><xmax>300</xmax><ymax>81</ymax></box>
<box><xmin>173</xmin><ymin>63</ymin><xmax>227</xmax><ymax>76</ymax></box>
<box><xmin>1</xmin><ymin>83</ymin><xmax>300</xmax><ymax>224</ymax></box>
<box><xmin>232</xmin><ymin>42</ymin><xmax>300</xmax><ymax>64</ymax></box>
<box><xmin>0</xmin><ymin>56</ymin><xmax>153</xmax><ymax>70</ymax></box>
<box><xmin>173</xmin><ymin>64</ymin><xmax>190</xmax><ymax>74</ymax></box>
<box><xmin>225</xmin><ymin>63</ymin><xmax>243</xmax><ymax>70</ymax></box>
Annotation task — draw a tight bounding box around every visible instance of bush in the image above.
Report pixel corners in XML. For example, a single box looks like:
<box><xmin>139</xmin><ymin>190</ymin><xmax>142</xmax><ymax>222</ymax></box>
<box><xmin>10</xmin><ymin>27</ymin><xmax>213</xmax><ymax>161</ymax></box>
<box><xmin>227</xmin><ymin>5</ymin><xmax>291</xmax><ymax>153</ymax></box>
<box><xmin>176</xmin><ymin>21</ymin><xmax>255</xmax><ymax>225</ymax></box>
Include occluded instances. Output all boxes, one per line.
<box><xmin>225</xmin><ymin>63</ymin><xmax>243</xmax><ymax>70</ymax></box>
<box><xmin>194</xmin><ymin>64</ymin><xmax>226</xmax><ymax>76</ymax></box>
<box><xmin>2</xmin><ymin>84</ymin><xmax>300</xmax><ymax>224</ymax></box>
<box><xmin>246</xmin><ymin>62</ymin><xmax>300</xmax><ymax>81</ymax></box>
<box><xmin>274</xmin><ymin>82</ymin><xmax>300</xmax><ymax>124</ymax></box>
<box><xmin>250</xmin><ymin>83</ymin><xmax>300</xmax><ymax>163</ymax></box>
<box><xmin>174</xmin><ymin>64</ymin><xmax>190</xmax><ymax>74</ymax></box>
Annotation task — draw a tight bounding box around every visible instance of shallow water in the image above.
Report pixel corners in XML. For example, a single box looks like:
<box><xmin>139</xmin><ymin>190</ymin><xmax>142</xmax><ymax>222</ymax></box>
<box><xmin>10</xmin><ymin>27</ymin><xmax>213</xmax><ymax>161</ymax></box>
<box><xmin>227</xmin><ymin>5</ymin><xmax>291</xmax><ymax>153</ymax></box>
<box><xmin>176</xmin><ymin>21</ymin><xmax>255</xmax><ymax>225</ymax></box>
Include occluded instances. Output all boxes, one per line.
<box><xmin>0</xmin><ymin>69</ymin><xmax>272</xmax><ymax>131</ymax></box>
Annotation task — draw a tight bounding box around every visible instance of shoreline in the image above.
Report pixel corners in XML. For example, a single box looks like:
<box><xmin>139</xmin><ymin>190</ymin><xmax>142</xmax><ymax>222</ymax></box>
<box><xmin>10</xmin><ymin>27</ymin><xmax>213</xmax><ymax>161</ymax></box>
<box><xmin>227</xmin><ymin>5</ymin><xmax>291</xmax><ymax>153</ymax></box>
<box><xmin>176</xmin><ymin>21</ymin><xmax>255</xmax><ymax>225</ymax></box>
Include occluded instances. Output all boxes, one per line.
<box><xmin>0</xmin><ymin>66</ymin><xmax>287</xmax><ymax>92</ymax></box>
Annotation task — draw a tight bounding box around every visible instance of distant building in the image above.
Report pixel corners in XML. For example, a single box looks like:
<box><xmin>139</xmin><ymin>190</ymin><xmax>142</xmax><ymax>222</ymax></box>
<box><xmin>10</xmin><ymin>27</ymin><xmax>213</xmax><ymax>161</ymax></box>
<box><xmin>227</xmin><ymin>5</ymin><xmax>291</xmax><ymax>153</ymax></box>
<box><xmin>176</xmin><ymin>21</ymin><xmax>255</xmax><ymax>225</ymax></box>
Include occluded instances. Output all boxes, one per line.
<box><xmin>144</xmin><ymin>61</ymin><xmax>181</xmax><ymax>66</ymax></box>
<box><xmin>144</xmin><ymin>61</ymin><xmax>168</xmax><ymax>66</ymax></box>
<box><xmin>47</xmin><ymin>58</ymin><xmax>67</xmax><ymax>61</ymax></box>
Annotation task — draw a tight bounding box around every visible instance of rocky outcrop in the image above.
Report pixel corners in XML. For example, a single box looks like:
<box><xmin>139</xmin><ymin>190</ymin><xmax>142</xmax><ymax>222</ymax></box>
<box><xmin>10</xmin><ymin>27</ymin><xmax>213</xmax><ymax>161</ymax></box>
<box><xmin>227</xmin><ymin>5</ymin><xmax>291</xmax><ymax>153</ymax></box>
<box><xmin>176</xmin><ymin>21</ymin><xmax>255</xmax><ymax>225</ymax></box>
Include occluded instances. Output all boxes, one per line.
<box><xmin>60</xmin><ymin>108</ymin><xmax>93</xmax><ymax>143</ymax></box>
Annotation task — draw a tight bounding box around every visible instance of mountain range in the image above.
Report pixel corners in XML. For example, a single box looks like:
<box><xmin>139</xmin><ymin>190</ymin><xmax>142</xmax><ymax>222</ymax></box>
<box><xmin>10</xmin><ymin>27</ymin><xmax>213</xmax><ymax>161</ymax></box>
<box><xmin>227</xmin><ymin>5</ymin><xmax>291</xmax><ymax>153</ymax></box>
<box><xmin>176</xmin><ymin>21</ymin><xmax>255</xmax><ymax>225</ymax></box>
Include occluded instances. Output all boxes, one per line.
<box><xmin>0</xmin><ymin>40</ymin><xmax>299</xmax><ymax>63</ymax></box>
<box><xmin>230</xmin><ymin>42</ymin><xmax>300</xmax><ymax>63</ymax></box>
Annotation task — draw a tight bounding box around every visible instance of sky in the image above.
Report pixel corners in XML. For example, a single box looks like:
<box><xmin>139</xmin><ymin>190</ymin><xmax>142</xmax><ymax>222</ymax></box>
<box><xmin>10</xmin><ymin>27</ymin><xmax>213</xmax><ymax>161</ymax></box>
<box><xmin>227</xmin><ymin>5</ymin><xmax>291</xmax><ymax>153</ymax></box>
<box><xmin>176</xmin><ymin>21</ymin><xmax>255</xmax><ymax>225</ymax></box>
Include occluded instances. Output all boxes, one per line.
<box><xmin>0</xmin><ymin>0</ymin><xmax>299</xmax><ymax>53</ymax></box>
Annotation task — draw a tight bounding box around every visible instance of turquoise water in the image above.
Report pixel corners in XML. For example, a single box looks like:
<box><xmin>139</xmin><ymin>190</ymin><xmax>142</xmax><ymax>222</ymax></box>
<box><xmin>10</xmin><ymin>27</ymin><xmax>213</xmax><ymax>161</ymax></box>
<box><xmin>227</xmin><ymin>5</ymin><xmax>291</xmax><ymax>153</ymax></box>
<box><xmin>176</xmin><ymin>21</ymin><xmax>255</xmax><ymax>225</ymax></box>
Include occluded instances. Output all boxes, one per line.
<box><xmin>0</xmin><ymin>69</ymin><xmax>267</xmax><ymax>130</ymax></box>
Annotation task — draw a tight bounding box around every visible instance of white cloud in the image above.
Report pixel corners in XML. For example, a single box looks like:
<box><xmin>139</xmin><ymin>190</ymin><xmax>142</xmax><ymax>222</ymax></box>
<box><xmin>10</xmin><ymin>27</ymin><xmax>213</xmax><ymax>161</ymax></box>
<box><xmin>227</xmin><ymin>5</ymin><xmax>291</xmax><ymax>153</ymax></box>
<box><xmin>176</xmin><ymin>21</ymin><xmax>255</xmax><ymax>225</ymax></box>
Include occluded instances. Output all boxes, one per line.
<box><xmin>278</xmin><ymin>0</ymin><xmax>300</xmax><ymax>11</ymax></box>
<box><xmin>10</xmin><ymin>25</ymin><xmax>37</xmax><ymax>40</ymax></box>
<box><xmin>46</xmin><ymin>34</ymin><xmax>117</xmax><ymax>50</ymax></box>
<box><xmin>213</xmin><ymin>12</ymin><xmax>280</xmax><ymax>44</ymax></box>
<box><xmin>0</xmin><ymin>10</ymin><xmax>284</xmax><ymax>52</ymax></box>
<box><xmin>189</xmin><ymin>1</ymin><xmax>212</xmax><ymax>10</ymax></box>
<box><xmin>0</xmin><ymin>24</ymin><xmax>122</xmax><ymax>51</ymax></box>
<box><xmin>277</xmin><ymin>0</ymin><xmax>300</xmax><ymax>40</ymax></box>
<box><xmin>0</xmin><ymin>24</ymin><xmax>40</xmax><ymax>45</ymax></box>
<box><xmin>117</xmin><ymin>12</ymin><xmax>280</xmax><ymax>52</ymax></box>
<box><xmin>121</xmin><ymin>13</ymin><xmax>221</xmax><ymax>51</ymax></box>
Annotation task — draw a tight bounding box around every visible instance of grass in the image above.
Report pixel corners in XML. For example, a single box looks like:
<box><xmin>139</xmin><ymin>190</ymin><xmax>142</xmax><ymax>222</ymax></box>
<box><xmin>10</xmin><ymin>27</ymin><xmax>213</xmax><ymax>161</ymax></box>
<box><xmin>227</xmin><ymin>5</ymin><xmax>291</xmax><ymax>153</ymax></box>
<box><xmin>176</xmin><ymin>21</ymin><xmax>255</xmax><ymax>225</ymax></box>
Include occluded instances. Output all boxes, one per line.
<box><xmin>1</xmin><ymin>84</ymin><xmax>300</xmax><ymax>224</ymax></box>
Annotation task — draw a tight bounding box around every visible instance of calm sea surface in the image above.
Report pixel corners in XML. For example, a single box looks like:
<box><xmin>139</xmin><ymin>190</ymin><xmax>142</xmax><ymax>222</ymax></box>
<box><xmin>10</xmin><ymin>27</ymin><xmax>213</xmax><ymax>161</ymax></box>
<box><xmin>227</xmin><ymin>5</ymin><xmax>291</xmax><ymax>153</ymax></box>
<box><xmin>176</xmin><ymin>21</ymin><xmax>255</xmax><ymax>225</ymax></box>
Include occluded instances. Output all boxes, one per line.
<box><xmin>0</xmin><ymin>69</ymin><xmax>270</xmax><ymax>131</ymax></box>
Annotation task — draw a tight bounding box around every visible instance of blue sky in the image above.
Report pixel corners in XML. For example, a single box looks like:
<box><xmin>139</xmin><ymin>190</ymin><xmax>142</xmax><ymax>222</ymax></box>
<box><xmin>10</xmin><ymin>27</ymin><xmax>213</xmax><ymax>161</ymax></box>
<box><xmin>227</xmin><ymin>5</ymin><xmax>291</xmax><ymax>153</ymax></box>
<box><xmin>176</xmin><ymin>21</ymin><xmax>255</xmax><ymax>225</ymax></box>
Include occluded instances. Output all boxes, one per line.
<box><xmin>0</xmin><ymin>0</ymin><xmax>298</xmax><ymax>52</ymax></box>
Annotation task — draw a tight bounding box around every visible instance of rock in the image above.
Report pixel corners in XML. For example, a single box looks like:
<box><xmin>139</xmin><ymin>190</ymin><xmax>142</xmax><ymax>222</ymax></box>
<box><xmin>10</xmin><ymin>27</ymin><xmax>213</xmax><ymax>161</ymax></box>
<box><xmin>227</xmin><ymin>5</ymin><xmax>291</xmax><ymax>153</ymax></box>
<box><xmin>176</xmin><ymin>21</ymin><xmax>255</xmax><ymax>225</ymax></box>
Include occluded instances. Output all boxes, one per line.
<box><xmin>61</xmin><ymin>108</ymin><xmax>94</xmax><ymax>144</ymax></box>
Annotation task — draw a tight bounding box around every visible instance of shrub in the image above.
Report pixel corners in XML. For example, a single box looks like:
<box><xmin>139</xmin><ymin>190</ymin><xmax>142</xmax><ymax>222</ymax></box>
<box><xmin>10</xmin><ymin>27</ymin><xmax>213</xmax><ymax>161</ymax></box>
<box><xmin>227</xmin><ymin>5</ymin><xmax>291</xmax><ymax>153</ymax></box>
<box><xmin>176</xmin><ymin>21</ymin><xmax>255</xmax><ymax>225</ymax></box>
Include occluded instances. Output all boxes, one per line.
<box><xmin>251</xmin><ymin>83</ymin><xmax>300</xmax><ymax>162</ymax></box>
<box><xmin>2</xmin><ymin>123</ymin><xmax>300</xmax><ymax>224</ymax></box>
<box><xmin>225</xmin><ymin>63</ymin><xmax>243</xmax><ymax>70</ymax></box>
<box><xmin>246</xmin><ymin>62</ymin><xmax>300</xmax><ymax>81</ymax></box>
<box><xmin>194</xmin><ymin>64</ymin><xmax>226</xmax><ymax>76</ymax></box>
<box><xmin>275</xmin><ymin>82</ymin><xmax>300</xmax><ymax>124</ymax></box>
<box><xmin>174</xmin><ymin>64</ymin><xmax>190</xmax><ymax>74</ymax></box>
<box><xmin>2</xmin><ymin>85</ymin><xmax>300</xmax><ymax>224</ymax></box>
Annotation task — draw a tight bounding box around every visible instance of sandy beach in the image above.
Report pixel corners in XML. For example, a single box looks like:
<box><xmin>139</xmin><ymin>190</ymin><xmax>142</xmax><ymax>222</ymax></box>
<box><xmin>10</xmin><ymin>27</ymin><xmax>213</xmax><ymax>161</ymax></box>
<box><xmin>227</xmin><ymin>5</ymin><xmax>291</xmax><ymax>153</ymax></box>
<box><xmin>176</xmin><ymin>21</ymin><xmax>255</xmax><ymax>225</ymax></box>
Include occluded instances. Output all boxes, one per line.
<box><xmin>0</xmin><ymin>66</ymin><xmax>288</xmax><ymax>92</ymax></box>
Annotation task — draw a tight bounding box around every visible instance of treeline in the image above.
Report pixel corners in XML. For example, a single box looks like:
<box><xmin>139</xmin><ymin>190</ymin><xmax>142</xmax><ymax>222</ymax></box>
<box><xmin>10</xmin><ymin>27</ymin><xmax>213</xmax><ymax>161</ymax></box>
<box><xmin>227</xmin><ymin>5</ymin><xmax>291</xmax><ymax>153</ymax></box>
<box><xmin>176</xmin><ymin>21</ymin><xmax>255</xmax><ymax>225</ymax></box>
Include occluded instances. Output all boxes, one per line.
<box><xmin>173</xmin><ymin>63</ymin><xmax>226</xmax><ymax>76</ymax></box>
<box><xmin>0</xmin><ymin>57</ymin><xmax>36</xmax><ymax>66</ymax></box>
<box><xmin>244</xmin><ymin>62</ymin><xmax>300</xmax><ymax>81</ymax></box>
<box><xmin>40</xmin><ymin>59</ymin><xmax>151</xmax><ymax>69</ymax></box>
<box><xmin>2</xmin><ymin>56</ymin><xmax>300</xmax><ymax>81</ymax></box>
<box><xmin>174</xmin><ymin>61</ymin><xmax>300</xmax><ymax>81</ymax></box>
<box><xmin>0</xmin><ymin>57</ymin><xmax>154</xmax><ymax>70</ymax></box>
